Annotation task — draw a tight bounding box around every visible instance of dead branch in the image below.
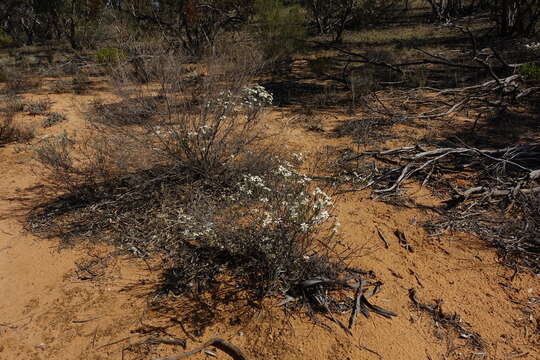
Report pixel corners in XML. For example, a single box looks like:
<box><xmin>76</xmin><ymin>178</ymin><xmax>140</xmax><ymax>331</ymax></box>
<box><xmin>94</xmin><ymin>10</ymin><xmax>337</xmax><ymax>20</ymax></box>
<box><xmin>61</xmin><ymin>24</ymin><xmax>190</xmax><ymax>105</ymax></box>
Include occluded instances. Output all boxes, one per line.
<box><xmin>376</xmin><ymin>228</ymin><xmax>390</xmax><ymax>249</ymax></box>
<box><xmin>338</xmin><ymin>142</ymin><xmax>540</xmax><ymax>270</ymax></box>
<box><xmin>151</xmin><ymin>338</ymin><xmax>248</xmax><ymax>360</ymax></box>
<box><xmin>317</xmin><ymin>26</ymin><xmax>538</xmax><ymax>123</ymax></box>
<box><xmin>346</xmin><ymin>144</ymin><xmax>540</xmax><ymax>194</ymax></box>
<box><xmin>408</xmin><ymin>289</ymin><xmax>484</xmax><ymax>352</ymax></box>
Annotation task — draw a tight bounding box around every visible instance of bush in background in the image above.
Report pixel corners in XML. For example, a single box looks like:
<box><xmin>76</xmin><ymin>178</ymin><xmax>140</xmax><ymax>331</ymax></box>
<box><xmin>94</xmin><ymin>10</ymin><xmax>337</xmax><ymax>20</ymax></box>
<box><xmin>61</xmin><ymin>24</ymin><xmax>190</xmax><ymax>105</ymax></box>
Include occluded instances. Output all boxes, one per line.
<box><xmin>253</xmin><ymin>0</ymin><xmax>307</xmax><ymax>64</ymax></box>
<box><xmin>95</xmin><ymin>47</ymin><xmax>126</xmax><ymax>64</ymax></box>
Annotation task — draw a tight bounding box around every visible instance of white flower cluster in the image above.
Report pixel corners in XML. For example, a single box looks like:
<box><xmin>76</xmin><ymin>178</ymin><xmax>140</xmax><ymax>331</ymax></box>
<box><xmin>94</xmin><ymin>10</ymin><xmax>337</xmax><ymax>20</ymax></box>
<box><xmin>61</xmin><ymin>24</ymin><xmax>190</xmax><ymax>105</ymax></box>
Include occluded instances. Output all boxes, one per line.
<box><xmin>276</xmin><ymin>164</ymin><xmax>293</xmax><ymax>177</ymax></box>
<box><xmin>524</xmin><ymin>42</ymin><xmax>540</xmax><ymax>52</ymax></box>
<box><xmin>153</xmin><ymin>124</ymin><xmax>182</xmax><ymax>137</ymax></box>
<box><xmin>174</xmin><ymin>210</ymin><xmax>216</xmax><ymax>241</ymax></box>
<box><xmin>238</xmin><ymin>174</ymin><xmax>272</xmax><ymax>195</ymax></box>
<box><xmin>311</xmin><ymin>187</ymin><xmax>333</xmax><ymax>224</ymax></box>
<box><xmin>203</xmin><ymin>90</ymin><xmax>236</xmax><ymax>114</ymax></box>
<box><xmin>242</xmin><ymin>85</ymin><xmax>273</xmax><ymax>107</ymax></box>
<box><xmin>236</xmin><ymin>162</ymin><xmax>336</xmax><ymax>235</ymax></box>
<box><xmin>153</xmin><ymin>124</ymin><xmax>217</xmax><ymax>145</ymax></box>
<box><xmin>292</xmin><ymin>152</ymin><xmax>304</xmax><ymax>162</ymax></box>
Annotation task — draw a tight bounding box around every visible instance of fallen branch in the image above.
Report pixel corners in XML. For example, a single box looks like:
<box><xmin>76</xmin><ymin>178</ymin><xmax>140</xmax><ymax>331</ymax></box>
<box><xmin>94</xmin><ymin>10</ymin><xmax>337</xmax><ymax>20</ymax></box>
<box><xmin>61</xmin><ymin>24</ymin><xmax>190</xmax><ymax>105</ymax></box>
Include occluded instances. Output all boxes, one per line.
<box><xmin>376</xmin><ymin>228</ymin><xmax>390</xmax><ymax>249</ymax></box>
<box><xmin>339</xmin><ymin>142</ymin><xmax>540</xmax><ymax>271</ymax></box>
<box><xmin>151</xmin><ymin>338</ymin><xmax>248</xmax><ymax>360</ymax></box>
<box><xmin>408</xmin><ymin>289</ymin><xmax>484</xmax><ymax>352</ymax></box>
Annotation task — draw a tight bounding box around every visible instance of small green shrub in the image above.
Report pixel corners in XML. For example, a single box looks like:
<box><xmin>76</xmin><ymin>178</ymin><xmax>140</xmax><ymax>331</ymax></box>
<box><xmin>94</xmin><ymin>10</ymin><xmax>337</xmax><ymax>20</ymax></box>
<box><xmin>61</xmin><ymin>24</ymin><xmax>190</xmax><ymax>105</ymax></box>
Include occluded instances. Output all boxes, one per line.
<box><xmin>519</xmin><ymin>64</ymin><xmax>540</xmax><ymax>80</ymax></box>
<box><xmin>1</xmin><ymin>116</ymin><xmax>35</xmax><ymax>145</ymax></box>
<box><xmin>5</xmin><ymin>95</ymin><xmax>25</xmax><ymax>113</ymax></box>
<box><xmin>4</xmin><ymin>76</ymin><xmax>40</xmax><ymax>94</ymax></box>
<box><xmin>25</xmin><ymin>100</ymin><xmax>51</xmax><ymax>116</ymax></box>
<box><xmin>43</xmin><ymin>112</ymin><xmax>67</xmax><ymax>128</ymax></box>
<box><xmin>95</xmin><ymin>47</ymin><xmax>126</xmax><ymax>64</ymax></box>
<box><xmin>51</xmin><ymin>79</ymin><xmax>71</xmax><ymax>93</ymax></box>
<box><xmin>0</xmin><ymin>29</ymin><xmax>13</xmax><ymax>48</ymax></box>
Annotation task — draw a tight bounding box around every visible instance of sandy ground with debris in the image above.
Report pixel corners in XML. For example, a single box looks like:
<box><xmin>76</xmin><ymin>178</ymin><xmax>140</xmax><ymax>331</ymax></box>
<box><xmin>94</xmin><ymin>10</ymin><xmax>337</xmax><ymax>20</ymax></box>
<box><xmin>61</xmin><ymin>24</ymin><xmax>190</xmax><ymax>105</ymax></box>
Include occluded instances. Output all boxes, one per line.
<box><xmin>1</xmin><ymin>80</ymin><xmax>538</xmax><ymax>360</ymax></box>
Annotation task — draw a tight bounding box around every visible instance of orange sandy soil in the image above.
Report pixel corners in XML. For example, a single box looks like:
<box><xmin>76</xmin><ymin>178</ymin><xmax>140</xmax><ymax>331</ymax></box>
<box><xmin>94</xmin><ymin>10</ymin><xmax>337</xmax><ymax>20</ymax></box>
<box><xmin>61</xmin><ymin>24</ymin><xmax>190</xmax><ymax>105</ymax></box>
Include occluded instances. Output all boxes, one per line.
<box><xmin>1</xmin><ymin>78</ymin><xmax>538</xmax><ymax>360</ymax></box>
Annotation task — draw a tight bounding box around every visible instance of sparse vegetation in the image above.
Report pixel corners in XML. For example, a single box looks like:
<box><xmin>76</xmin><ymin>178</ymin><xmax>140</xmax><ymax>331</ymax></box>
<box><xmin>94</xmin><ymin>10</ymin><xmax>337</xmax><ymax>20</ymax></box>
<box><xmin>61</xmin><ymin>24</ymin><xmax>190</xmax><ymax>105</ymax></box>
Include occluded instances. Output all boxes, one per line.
<box><xmin>43</xmin><ymin>112</ymin><xmax>66</xmax><ymax>128</ymax></box>
<box><xmin>72</xmin><ymin>71</ymin><xmax>90</xmax><ymax>94</ymax></box>
<box><xmin>1</xmin><ymin>114</ymin><xmax>35</xmax><ymax>145</ymax></box>
<box><xmin>95</xmin><ymin>47</ymin><xmax>126</xmax><ymax>64</ymax></box>
<box><xmin>253</xmin><ymin>0</ymin><xmax>307</xmax><ymax>64</ymax></box>
<box><xmin>29</xmin><ymin>42</ymin><xmax>395</xmax><ymax>327</ymax></box>
<box><xmin>1</xmin><ymin>1</ymin><xmax>538</xmax><ymax>359</ymax></box>
<box><xmin>4</xmin><ymin>76</ymin><xmax>40</xmax><ymax>94</ymax></box>
<box><xmin>0</xmin><ymin>29</ymin><xmax>13</xmax><ymax>47</ymax></box>
<box><xmin>24</xmin><ymin>99</ymin><xmax>51</xmax><ymax>115</ymax></box>
<box><xmin>51</xmin><ymin>79</ymin><xmax>71</xmax><ymax>93</ymax></box>
<box><xmin>520</xmin><ymin>63</ymin><xmax>540</xmax><ymax>80</ymax></box>
<box><xmin>5</xmin><ymin>95</ymin><xmax>25</xmax><ymax>113</ymax></box>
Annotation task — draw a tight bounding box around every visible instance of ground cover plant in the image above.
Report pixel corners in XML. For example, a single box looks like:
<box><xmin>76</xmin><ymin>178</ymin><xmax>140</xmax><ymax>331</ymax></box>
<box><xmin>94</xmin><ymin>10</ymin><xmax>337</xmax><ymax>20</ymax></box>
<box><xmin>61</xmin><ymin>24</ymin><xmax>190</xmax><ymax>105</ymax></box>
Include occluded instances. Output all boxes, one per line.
<box><xmin>0</xmin><ymin>94</ymin><xmax>34</xmax><ymax>145</ymax></box>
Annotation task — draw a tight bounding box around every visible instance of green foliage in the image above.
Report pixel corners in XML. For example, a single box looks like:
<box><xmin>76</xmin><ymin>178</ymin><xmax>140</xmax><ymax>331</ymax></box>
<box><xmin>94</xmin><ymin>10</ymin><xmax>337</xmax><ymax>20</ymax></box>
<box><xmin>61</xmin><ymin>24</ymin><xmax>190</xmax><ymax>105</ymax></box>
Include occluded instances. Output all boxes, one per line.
<box><xmin>0</xmin><ymin>29</ymin><xmax>13</xmax><ymax>48</ymax></box>
<box><xmin>519</xmin><ymin>64</ymin><xmax>540</xmax><ymax>80</ymax></box>
<box><xmin>253</xmin><ymin>0</ymin><xmax>306</xmax><ymax>63</ymax></box>
<box><xmin>0</xmin><ymin>68</ymin><xmax>8</xmax><ymax>83</ymax></box>
<box><xmin>95</xmin><ymin>47</ymin><xmax>126</xmax><ymax>64</ymax></box>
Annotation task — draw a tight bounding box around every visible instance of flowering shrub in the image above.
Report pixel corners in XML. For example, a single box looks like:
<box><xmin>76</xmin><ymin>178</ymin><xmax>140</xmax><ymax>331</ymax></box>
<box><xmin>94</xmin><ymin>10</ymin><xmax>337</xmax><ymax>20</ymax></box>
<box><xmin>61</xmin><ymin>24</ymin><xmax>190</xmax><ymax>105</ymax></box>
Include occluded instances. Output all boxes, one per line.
<box><xmin>190</xmin><ymin>164</ymin><xmax>348</xmax><ymax>302</ymax></box>
<box><xmin>241</xmin><ymin>84</ymin><xmax>274</xmax><ymax>107</ymax></box>
<box><xmin>145</xmin><ymin>82</ymin><xmax>273</xmax><ymax>179</ymax></box>
<box><xmin>29</xmin><ymin>45</ymin><xmax>368</xmax><ymax>323</ymax></box>
<box><xmin>524</xmin><ymin>42</ymin><xmax>540</xmax><ymax>52</ymax></box>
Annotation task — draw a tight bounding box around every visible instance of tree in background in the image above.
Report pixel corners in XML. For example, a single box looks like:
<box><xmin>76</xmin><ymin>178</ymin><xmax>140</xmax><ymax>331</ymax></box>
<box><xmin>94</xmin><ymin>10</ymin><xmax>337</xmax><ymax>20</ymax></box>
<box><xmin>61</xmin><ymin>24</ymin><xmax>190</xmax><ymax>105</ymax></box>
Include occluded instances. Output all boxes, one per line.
<box><xmin>425</xmin><ymin>0</ymin><xmax>465</xmax><ymax>21</ymax></box>
<box><xmin>0</xmin><ymin>0</ymin><xmax>106</xmax><ymax>48</ymax></box>
<box><xmin>491</xmin><ymin>0</ymin><xmax>540</xmax><ymax>36</ymax></box>
<box><xmin>301</xmin><ymin>1</ymin><xmax>402</xmax><ymax>43</ymax></box>
<box><xmin>423</xmin><ymin>0</ymin><xmax>539</xmax><ymax>36</ymax></box>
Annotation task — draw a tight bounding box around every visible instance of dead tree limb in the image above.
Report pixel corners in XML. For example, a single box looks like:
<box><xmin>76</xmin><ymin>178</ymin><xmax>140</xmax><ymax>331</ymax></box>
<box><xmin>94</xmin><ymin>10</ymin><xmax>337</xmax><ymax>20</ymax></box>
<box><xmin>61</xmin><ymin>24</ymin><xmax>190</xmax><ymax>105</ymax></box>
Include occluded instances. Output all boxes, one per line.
<box><xmin>151</xmin><ymin>338</ymin><xmax>248</xmax><ymax>360</ymax></box>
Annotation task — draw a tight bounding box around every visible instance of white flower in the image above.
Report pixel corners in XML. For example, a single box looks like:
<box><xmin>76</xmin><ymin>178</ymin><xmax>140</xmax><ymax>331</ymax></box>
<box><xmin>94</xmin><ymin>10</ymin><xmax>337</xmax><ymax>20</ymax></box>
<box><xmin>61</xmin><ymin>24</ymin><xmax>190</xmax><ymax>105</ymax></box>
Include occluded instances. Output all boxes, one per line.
<box><xmin>276</xmin><ymin>165</ymin><xmax>293</xmax><ymax>177</ymax></box>
<box><xmin>313</xmin><ymin>210</ymin><xmax>330</xmax><ymax>224</ymax></box>
<box><xmin>525</xmin><ymin>42</ymin><xmax>540</xmax><ymax>51</ymax></box>
<box><xmin>262</xmin><ymin>212</ymin><xmax>272</xmax><ymax>227</ymax></box>
<box><xmin>241</xmin><ymin>84</ymin><xmax>273</xmax><ymax>106</ymax></box>
<box><xmin>300</xmin><ymin>223</ymin><xmax>309</xmax><ymax>232</ymax></box>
